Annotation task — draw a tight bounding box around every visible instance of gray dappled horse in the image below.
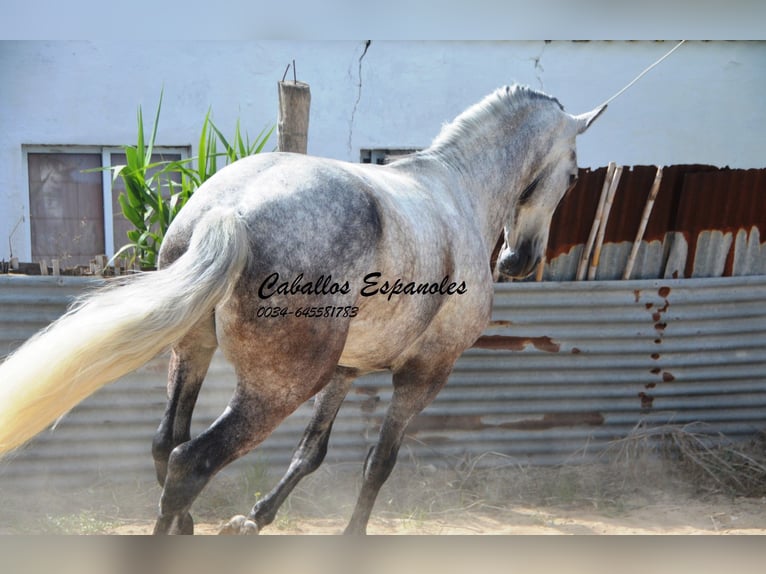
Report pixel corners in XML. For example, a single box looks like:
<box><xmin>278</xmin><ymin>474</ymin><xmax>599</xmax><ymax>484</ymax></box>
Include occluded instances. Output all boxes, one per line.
<box><xmin>0</xmin><ymin>84</ymin><xmax>604</xmax><ymax>534</ymax></box>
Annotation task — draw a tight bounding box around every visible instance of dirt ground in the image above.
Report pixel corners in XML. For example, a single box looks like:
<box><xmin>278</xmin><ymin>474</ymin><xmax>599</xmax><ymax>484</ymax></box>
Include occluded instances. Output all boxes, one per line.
<box><xmin>108</xmin><ymin>495</ymin><xmax>766</xmax><ymax>535</ymax></box>
<box><xmin>5</xmin><ymin>456</ymin><xmax>764</xmax><ymax>535</ymax></box>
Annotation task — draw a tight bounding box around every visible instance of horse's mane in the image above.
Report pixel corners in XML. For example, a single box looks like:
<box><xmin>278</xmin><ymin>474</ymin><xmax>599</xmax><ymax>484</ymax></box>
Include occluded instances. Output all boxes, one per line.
<box><xmin>426</xmin><ymin>84</ymin><xmax>564</xmax><ymax>155</ymax></box>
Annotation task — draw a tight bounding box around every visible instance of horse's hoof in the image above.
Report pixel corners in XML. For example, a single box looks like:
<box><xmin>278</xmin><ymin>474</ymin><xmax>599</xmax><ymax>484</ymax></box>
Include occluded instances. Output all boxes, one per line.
<box><xmin>218</xmin><ymin>515</ymin><xmax>259</xmax><ymax>535</ymax></box>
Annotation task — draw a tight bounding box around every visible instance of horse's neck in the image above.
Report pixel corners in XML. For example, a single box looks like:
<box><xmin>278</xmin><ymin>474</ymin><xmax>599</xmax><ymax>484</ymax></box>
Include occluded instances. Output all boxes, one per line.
<box><xmin>426</xmin><ymin>127</ymin><xmax>544</xmax><ymax>253</ymax></box>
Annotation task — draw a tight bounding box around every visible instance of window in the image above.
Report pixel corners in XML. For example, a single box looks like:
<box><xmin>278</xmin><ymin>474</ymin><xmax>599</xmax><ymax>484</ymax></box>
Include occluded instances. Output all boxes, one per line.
<box><xmin>24</xmin><ymin>146</ymin><xmax>188</xmax><ymax>267</ymax></box>
<box><xmin>360</xmin><ymin>148</ymin><xmax>420</xmax><ymax>165</ymax></box>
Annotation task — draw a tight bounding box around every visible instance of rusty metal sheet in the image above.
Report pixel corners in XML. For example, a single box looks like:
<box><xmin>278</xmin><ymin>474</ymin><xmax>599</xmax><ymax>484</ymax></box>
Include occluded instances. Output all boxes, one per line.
<box><xmin>546</xmin><ymin>165</ymin><xmax>766</xmax><ymax>280</ymax></box>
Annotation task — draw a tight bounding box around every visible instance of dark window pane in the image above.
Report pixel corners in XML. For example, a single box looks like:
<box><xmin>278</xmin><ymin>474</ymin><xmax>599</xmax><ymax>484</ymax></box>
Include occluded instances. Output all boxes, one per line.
<box><xmin>27</xmin><ymin>153</ymin><xmax>104</xmax><ymax>266</ymax></box>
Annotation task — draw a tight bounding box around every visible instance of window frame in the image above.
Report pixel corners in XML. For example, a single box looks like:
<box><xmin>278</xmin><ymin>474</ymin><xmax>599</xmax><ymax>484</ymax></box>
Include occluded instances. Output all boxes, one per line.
<box><xmin>23</xmin><ymin>144</ymin><xmax>190</xmax><ymax>260</ymax></box>
<box><xmin>360</xmin><ymin>148</ymin><xmax>421</xmax><ymax>165</ymax></box>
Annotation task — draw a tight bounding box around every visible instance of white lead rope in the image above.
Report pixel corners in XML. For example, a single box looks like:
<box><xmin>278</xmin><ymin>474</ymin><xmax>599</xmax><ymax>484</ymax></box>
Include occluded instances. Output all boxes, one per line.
<box><xmin>599</xmin><ymin>40</ymin><xmax>687</xmax><ymax>109</ymax></box>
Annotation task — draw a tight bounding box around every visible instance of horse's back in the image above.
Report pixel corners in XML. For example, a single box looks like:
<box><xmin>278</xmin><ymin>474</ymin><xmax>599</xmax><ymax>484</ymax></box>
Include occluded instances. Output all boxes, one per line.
<box><xmin>162</xmin><ymin>153</ymin><xmax>385</xmax><ymax>269</ymax></box>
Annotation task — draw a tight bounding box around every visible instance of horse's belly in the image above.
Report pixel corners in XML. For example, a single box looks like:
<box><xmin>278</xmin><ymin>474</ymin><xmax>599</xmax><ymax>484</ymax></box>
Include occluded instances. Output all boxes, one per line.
<box><xmin>337</xmin><ymin>301</ymin><xmax>432</xmax><ymax>370</ymax></box>
<box><xmin>337</xmin><ymin>287</ymin><xmax>490</xmax><ymax>371</ymax></box>
<box><xmin>337</xmin><ymin>333</ymin><xmax>408</xmax><ymax>371</ymax></box>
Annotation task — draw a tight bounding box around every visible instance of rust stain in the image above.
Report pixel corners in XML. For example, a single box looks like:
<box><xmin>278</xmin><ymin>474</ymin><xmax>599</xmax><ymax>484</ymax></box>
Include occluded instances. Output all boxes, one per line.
<box><xmin>662</xmin><ymin>371</ymin><xmax>676</xmax><ymax>382</ymax></box>
<box><xmin>634</xmin><ymin>289</ymin><xmax>641</xmax><ymax>303</ymax></box>
<box><xmin>675</xmin><ymin>168</ymin><xmax>766</xmax><ymax>278</ymax></box>
<box><xmin>645</xmin><ymin>382</ymin><xmax>656</xmax><ymax>389</ymax></box>
<box><xmin>654</xmin><ymin>322</ymin><xmax>667</xmax><ymax>332</ymax></box>
<box><xmin>658</xmin><ymin>286</ymin><xmax>672</xmax><ymax>298</ymax></box>
<box><xmin>571</xmin><ymin>347</ymin><xmax>581</xmax><ymax>354</ymax></box>
<box><xmin>651</xmin><ymin>353</ymin><xmax>661</xmax><ymax>360</ymax></box>
<box><xmin>409</xmin><ymin>412</ymin><xmax>605</xmax><ymax>434</ymax></box>
<box><xmin>650</xmin><ymin>367</ymin><xmax>661</xmax><ymax>375</ymax></box>
<box><xmin>473</xmin><ymin>335</ymin><xmax>560</xmax><ymax>353</ymax></box>
<box><xmin>638</xmin><ymin>392</ymin><xmax>654</xmax><ymax>408</ymax></box>
<box><xmin>645</xmin><ymin>302</ymin><xmax>654</xmax><ymax>310</ymax></box>
<box><xmin>408</xmin><ymin>414</ymin><xmax>487</xmax><ymax>433</ymax></box>
<box><xmin>498</xmin><ymin>412</ymin><xmax>604</xmax><ymax>431</ymax></box>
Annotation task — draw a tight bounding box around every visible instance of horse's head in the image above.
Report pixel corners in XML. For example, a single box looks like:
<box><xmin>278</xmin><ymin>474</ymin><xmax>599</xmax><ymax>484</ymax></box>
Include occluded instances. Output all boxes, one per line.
<box><xmin>496</xmin><ymin>103</ymin><xmax>606</xmax><ymax>279</ymax></box>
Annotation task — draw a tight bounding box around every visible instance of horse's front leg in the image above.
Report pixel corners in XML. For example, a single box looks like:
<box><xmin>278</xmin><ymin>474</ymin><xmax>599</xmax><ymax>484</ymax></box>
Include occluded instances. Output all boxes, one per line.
<box><xmin>344</xmin><ymin>358</ymin><xmax>454</xmax><ymax>534</ymax></box>
<box><xmin>152</xmin><ymin>315</ymin><xmax>217</xmax><ymax>487</ymax></box>
<box><xmin>247</xmin><ymin>366</ymin><xmax>357</xmax><ymax>530</ymax></box>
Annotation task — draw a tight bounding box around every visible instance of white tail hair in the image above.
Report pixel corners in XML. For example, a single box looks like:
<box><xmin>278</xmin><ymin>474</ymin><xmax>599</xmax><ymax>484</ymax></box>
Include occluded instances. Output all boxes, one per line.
<box><xmin>0</xmin><ymin>208</ymin><xmax>250</xmax><ymax>455</ymax></box>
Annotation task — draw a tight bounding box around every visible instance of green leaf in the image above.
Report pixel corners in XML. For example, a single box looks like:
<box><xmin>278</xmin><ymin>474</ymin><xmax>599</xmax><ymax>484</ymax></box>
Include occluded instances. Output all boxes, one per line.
<box><xmin>197</xmin><ymin>109</ymin><xmax>211</xmax><ymax>182</ymax></box>
<box><xmin>145</xmin><ymin>88</ymin><xmax>163</xmax><ymax>164</ymax></box>
<box><xmin>253</xmin><ymin>125</ymin><xmax>276</xmax><ymax>154</ymax></box>
<box><xmin>136</xmin><ymin>107</ymin><xmax>145</xmax><ymax>169</ymax></box>
<box><xmin>124</xmin><ymin>180</ymin><xmax>144</xmax><ymax>210</ymax></box>
<box><xmin>118</xmin><ymin>194</ymin><xmax>144</xmax><ymax>228</ymax></box>
<box><xmin>208</xmin><ymin>135</ymin><xmax>217</xmax><ymax>176</ymax></box>
<box><xmin>124</xmin><ymin>146</ymin><xmax>140</xmax><ymax>170</ymax></box>
<box><xmin>236</xmin><ymin>120</ymin><xmax>247</xmax><ymax>159</ymax></box>
<box><xmin>208</xmin><ymin>118</ymin><xmax>231</xmax><ymax>157</ymax></box>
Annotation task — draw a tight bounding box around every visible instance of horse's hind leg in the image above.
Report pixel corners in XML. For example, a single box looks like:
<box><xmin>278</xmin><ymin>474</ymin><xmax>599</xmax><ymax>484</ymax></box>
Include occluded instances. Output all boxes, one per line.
<box><xmin>154</xmin><ymin>378</ymin><xmax>337</xmax><ymax>535</ymax></box>
<box><xmin>344</xmin><ymin>358</ymin><xmax>453</xmax><ymax>535</ymax></box>
<box><xmin>153</xmin><ymin>318</ymin><xmax>349</xmax><ymax>535</ymax></box>
<box><xmin>153</xmin><ymin>393</ymin><xmax>262</xmax><ymax>535</ymax></box>
<box><xmin>248</xmin><ymin>366</ymin><xmax>357</xmax><ymax>530</ymax></box>
<box><xmin>152</xmin><ymin>314</ymin><xmax>217</xmax><ymax>487</ymax></box>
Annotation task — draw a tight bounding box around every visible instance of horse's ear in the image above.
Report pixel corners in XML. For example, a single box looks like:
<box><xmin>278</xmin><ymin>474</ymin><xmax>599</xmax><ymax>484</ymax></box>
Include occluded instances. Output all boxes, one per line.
<box><xmin>573</xmin><ymin>104</ymin><xmax>607</xmax><ymax>135</ymax></box>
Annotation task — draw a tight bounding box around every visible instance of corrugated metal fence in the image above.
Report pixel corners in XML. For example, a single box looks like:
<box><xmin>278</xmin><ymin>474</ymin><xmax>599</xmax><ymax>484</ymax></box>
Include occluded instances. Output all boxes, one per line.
<box><xmin>2</xmin><ymin>274</ymin><xmax>765</xmax><ymax>491</ymax></box>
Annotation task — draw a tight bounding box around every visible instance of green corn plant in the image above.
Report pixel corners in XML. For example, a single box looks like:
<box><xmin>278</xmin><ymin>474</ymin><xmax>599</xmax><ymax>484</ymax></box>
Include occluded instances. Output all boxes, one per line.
<box><xmin>109</xmin><ymin>93</ymin><xmax>274</xmax><ymax>269</ymax></box>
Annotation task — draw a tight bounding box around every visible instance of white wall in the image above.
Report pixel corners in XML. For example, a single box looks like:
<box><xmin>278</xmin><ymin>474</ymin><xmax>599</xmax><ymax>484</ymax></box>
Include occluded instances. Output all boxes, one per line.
<box><xmin>1</xmin><ymin>41</ymin><xmax>764</xmax><ymax>261</ymax></box>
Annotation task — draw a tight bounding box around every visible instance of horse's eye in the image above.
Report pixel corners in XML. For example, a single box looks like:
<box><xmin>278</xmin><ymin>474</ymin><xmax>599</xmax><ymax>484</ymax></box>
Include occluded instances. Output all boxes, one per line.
<box><xmin>568</xmin><ymin>173</ymin><xmax>578</xmax><ymax>188</ymax></box>
<box><xmin>519</xmin><ymin>176</ymin><xmax>540</xmax><ymax>205</ymax></box>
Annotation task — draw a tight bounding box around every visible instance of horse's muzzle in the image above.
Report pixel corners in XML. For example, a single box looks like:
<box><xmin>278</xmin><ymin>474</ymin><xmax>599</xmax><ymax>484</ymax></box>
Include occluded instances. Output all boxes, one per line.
<box><xmin>496</xmin><ymin>242</ymin><xmax>540</xmax><ymax>279</ymax></box>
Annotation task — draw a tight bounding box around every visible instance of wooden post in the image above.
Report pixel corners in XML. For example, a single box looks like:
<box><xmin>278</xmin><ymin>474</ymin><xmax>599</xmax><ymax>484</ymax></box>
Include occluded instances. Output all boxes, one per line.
<box><xmin>588</xmin><ymin>165</ymin><xmax>622</xmax><ymax>280</ymax></box>
<box><xmin>278</xmin><ymin>78</ymin><xmax>311</xmax><ymax>154</ymax></box>
<box><xmin>534</xmin><ymin>256</ymin><xmax>546</xmax><ymax>282</ymax></box>
<box><xmin>623</xmin><ymin>166</ymin><xmax>663</xmax><ymax>280</ymax></box>
<box><xmin>576</xmin><ymin>162</ymin><xmax>615</xmax><ymax>280</ymax></box>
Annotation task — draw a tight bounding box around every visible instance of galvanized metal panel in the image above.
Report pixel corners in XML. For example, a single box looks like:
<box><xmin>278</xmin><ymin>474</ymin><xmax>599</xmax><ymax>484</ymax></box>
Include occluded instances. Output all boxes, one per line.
<box><xmin>1</xmin><ymin>275</ymin><xmax>766</xmax><ymax>492</ymax></box>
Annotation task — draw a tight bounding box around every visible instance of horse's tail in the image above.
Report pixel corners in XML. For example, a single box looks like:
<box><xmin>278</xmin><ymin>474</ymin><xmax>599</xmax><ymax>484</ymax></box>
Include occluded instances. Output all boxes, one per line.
<box><xmin>0</xmin><ymin>208</ymin><xmax>250</xmax><ymax>456</ymax></box>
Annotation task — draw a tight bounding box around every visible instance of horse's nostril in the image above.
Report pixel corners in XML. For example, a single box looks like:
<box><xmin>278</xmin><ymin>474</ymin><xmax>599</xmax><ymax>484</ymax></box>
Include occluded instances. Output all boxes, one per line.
<box><xmin>498</xmin><ymin>246</ymin><xmax>539</xmax><ymax>279</ymax></box>
<box><xmin>498</xmin><ymin>250</ymin><xmax>525</xmax><ymax>278</ymax></box>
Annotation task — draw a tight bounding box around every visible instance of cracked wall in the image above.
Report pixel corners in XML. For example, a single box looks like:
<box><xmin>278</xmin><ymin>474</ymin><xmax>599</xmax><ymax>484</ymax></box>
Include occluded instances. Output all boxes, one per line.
<box><xmin>347</xmin><ymin>40</ymin><xmax>372</xmax><ymax>157</ymax></box>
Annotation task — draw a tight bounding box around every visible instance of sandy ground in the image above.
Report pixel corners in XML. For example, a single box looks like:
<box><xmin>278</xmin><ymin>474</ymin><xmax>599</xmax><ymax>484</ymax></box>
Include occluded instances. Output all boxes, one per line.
<box><xmin>107</xmin><ymin>495</ymin><xmax>766</xmax><ymax>535</ymax></box>
<box><xmin>4</xmin><ymin>461</ymin><xmax>766</xmax><ymax>535</ymax></box>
